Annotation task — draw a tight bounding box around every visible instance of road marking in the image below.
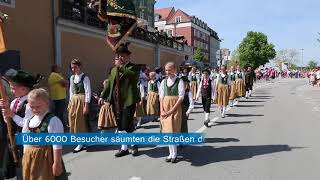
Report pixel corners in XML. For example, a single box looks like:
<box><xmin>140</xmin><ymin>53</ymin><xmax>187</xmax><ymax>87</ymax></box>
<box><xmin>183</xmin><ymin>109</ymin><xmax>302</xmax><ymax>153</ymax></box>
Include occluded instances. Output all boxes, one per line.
<box><xmin>129</xmin><ymin>177</ymin><xmax>142</xmax><ymax>180</ymax></box>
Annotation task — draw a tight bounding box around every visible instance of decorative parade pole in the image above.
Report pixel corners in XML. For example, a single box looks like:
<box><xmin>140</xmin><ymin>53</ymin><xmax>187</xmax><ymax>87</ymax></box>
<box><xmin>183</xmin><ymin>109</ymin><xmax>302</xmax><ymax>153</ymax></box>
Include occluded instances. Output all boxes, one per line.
<box><xmin>98</xmin><ymin>0</ymin><xmax>137</xmax><ymax>120</ymax></box>
<box><xmin>0</xmin><ymin>12</ymin><xmax>19</xmax><ymax>163</ymax></box>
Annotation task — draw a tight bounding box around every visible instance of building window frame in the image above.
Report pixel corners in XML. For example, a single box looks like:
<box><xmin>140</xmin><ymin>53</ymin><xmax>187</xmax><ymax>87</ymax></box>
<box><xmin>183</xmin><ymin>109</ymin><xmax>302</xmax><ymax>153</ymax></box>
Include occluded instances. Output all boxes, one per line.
<box><xmin>0</xmin><ymin>0</ymin><xmax>15</xmax><ymax>8</ymax></box>
<box><xmin>175</xmin><ymin>16</ymin><xmax>181</xmax><ymax>23</ymax></box>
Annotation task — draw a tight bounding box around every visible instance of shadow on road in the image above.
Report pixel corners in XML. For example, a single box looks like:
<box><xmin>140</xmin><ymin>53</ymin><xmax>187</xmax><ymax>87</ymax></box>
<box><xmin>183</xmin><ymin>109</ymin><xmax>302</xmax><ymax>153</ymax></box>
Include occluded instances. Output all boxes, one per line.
<box><xmin>226</xmin><ymin>113</ymin><xmax>264</xmax><ymax>117</ymax></box>
<box><xmin>239</xmin><ymin>100</ymin><xmax>266</xmax><ymax>103</ymax></box>
<box><xmin>235</xmin><ymin>104</ymin><xmax>265</xmax><ymax>108</ymax></box>
<box><xmin>140</xmin><ymin>145</ymin><xmax>303</xmax><ymax>166</ymax></box>
<box><xmin>204</xmin><ymin>138</ymin><xmax>240</xmax><ymax>143</ymax></box>
<box><xmin>212</xmin><ymin>121</ymin><xmax>252</xmax><ymax>127</ymax></box>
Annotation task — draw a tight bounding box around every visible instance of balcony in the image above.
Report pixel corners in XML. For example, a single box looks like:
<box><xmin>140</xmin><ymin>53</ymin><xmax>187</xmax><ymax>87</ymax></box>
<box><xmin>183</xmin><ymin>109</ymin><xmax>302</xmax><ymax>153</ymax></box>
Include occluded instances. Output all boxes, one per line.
<box><xmin>60</xmin><ymin>0</ymin><xmax>185</xmax><ymax>51</ymax></box>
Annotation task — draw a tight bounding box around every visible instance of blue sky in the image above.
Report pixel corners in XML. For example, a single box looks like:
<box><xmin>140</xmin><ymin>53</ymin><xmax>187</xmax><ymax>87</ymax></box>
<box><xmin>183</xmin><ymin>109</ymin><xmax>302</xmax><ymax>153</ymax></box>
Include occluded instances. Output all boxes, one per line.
<box><xmin>155</xmin><ymin>0</ymin><xmax>320</xmax><ymax>65</ymax></box>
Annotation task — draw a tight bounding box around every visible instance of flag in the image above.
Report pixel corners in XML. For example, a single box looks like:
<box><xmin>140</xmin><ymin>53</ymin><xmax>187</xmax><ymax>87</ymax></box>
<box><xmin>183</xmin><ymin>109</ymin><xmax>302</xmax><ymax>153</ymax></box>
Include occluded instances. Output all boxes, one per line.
<box><xmin>98</xmin><ymin>0</ymin><xmax>137</xmax><ymax>51</ymax></box>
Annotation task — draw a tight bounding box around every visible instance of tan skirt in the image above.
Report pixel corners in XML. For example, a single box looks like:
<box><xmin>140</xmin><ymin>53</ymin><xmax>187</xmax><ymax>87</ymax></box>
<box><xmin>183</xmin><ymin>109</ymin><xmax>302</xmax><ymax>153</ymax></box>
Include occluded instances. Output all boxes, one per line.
<box><xmin>236</xmin><ymin>79</ymin><xmax>246</xmax><ymax>97</ymax></box>
<box><xmin>134</xmin><ymin>101</ymin><xmax>145</xmax><ymax>117</ymax></box>
<box><xmin>146</xmin><ymin>91</ymin><xmax>160</xmax><ymax>116</ymax></box>
<box><xmin>98</xmin><ymin>102</ymin><xmax>117</xmax><ymax>129</ymax></box>
<box><xmin>23</xmin><ymin>146</ymin><xmax>54</xmax><ymax>180</ymax></box>
<box><xmin>217</xmin><ymin>84</ymin><xmax>229</xmax><ymax>107</ymax></box>
<box><xmin>160</xmin><ymin>96</ymin><xmax>182</xmax><ymax>133</ymax></box>
<box><xmin>68</xmin><ymin>94</ymin><xmax>88</xmax><ymax>133</ymax></box>
<box><xmin>190</xmin><ymin>81</ymin><xmax>198</xmax><ymax>100</ymax></box>
<box><xmin>229</xmin><ymin>81</ymin><xmax>237</xmax><ymax>100</ymax></box>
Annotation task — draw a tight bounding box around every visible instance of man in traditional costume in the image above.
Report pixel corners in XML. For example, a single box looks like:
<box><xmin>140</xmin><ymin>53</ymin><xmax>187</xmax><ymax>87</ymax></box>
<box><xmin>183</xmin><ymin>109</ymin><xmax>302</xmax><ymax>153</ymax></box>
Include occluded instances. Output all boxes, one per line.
<box><xmin>244</xmin><ymin>66</ymin><xmax>256</xmax><ymax>98</ymax></box>
<box><xmin>99</xmin><ymin>43</ymin><xmax>141</xmax><ymax>157</ymax></box>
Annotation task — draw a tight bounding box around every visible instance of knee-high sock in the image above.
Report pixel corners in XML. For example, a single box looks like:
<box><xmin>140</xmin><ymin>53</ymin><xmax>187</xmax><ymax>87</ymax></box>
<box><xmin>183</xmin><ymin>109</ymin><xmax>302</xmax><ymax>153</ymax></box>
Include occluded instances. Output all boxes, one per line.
<box><xmin>137</xmin><ymin>117</ymin><xmax>142</xmax><ymax>126</ymax></box>
<box><xmin>168</xmin><ymin>145</ymin><xmax>173</xmax><ymax>158</ymax></box>
<box><xmin>118</xmin><ymin>131</ymin><xmax>128</xmax><ymax>150</ymax></box>
<box><xmin>172</xmin><ymin>145</ymin><xmax>177</xmax><ymax>158</ymax></box>
<box><xmin>249</xmin><ymin>90</ymin><xmax>252</xmax><ymax>96</ymax></box>
<box><xmin>204</xmin><ymin>112</ymin><xmax>210</xmax><ymax>121</ymax></box>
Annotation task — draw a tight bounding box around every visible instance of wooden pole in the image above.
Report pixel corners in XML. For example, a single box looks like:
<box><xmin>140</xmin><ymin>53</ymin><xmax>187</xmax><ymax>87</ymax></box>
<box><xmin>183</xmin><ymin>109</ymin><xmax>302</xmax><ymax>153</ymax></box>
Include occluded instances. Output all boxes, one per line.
<box><xmin>0</xmin><ymin>77</ymin><xmax>19</xmax><ymax>163</ymax></box>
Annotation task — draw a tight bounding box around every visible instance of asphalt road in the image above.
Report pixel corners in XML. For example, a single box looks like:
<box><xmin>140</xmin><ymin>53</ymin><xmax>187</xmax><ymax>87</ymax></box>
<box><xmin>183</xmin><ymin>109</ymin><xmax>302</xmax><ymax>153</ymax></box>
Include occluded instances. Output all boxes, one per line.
<box><xmin>63</xmin><ymin>78</ymin><xmax>320</xmax><ymax>180</ymax></box>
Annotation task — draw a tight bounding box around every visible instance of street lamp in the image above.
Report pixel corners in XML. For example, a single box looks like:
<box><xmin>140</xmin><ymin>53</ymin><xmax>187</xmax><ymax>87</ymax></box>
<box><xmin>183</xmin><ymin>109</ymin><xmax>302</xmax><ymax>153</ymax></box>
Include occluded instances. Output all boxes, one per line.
<box><xmin>300</xmin><ymin>48</ymin><xmax>304</xmax><ymax>74</ymax></box>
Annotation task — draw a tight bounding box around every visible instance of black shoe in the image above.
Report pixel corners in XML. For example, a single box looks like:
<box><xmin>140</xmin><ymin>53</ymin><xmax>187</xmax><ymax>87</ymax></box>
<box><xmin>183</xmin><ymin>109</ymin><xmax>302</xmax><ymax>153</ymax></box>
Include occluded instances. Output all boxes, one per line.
<box><xmin>171</xmin><ymin>158</ymin><xmax>178</xmax><ymax>163</ymax></box>
<box><xmin>165</xmin><ymin>157</ymin><xmax>171</xmax><ymax>162</ymax></box>
<box><xmin>131</xmin><ymin>145</ymin><xmax>139</xmax><ymax>156</ymax></box>
<box><xmin>115</xmin><ymin>150</ymin><xmax>130</xmax><ymax>157</ymax></box>
<box><xmin>204</xmin><ymin>120</ymin><xmax>210</xmax><ymax>128</ymax></box>
<box><xmin>73</xmin><ymin>145</ymin><xmax>86</xmax><ymax>153</ymax></box>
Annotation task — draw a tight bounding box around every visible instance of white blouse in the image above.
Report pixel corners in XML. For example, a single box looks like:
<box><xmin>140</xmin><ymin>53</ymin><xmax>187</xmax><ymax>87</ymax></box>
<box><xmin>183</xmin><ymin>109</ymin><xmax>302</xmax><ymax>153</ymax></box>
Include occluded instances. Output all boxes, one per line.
<box><xmin>69</xmin><ymin>72</ymin><xmax>92</xmax><ymax>103</ymax></box>
<box><xmin>159</xmin><ymin>76</ymin><xmax>185</xmax><ymax>100</ymax></box>
<box><xmin>22</xmin><ymin>112</ymin><xmax>64</xmax><ymax>150</ymax></box>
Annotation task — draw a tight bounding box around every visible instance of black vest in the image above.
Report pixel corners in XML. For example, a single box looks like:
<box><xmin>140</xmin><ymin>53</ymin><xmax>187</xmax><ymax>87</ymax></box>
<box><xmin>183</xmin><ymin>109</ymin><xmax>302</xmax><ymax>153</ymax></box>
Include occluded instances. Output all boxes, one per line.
<box><xmin>201</xmin><ymin>79</ymin><xmax>212</xmax><ymax>97</ymax></box>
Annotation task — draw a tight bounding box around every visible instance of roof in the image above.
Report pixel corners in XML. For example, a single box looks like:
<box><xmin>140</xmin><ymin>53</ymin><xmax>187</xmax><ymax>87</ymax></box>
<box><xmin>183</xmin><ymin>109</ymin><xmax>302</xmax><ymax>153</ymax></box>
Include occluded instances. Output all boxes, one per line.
<box><xmin>155</xmin><ymin>7</ymin><xmax>175</xmax><ymax>20</ymax></box>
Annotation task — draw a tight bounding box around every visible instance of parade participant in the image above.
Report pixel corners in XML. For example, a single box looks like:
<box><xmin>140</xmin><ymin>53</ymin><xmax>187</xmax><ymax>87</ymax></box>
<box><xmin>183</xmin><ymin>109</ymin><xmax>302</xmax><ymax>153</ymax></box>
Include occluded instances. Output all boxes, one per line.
<box><xmin>159</xmin><ymin>62</ymin><xmax>185</xmax><ymax>163</ymax></box>
<box><xmin>99</xmin><ymin>42</ymin><xmax>141</xmax><ymax>157</ymax></box>
<box><xmin>228</xmin><ymin>66</ymin><xmax>237</xmax><ymax>107</ymax></box>
<box><xmin>134</xmin><ymin>80</ymin><xmax>146</xmax><ymax>129</ymax></box>
<box><xmin>196</xmin><ymin>69</ymin><xmax>215</xmax><ymax>127</ymax></box>
<box><xmin>235</xmin><ymin>65</ymin><xmax>246</xmax><ymax>99</ymax></box>
<box><xmin>146</xmin><ymin>72</ymin><xmax>160</xmax><ymax>122</ymax></box>
<box><xmin>216</xmin><ymin>66</ymin><xmax>230</xmax><ymax>118</ymax></box>
<box><xmin>210</xmin><ymin>68</ymin><xmax>219</xmax><ymax>81</ymax></box>
<box><xmin>22</xmin><ymin>88</ymin><xmax>67</xmax><ymax>180</ymax></box>
<box><xmin>0</xmin><ymin>70</ymin><xmax>38</xmax><ymax>180</ymax></box>
<box><xmin>68</xmin><ymin>59</ymin><xmax>92</xmax><ymax>153</ymax></box>
<box><xmin>181</xmin><ymin>76</ymin><xmax>194</xmax><ymax>133</ymax></box>
<box><xmin>245</xmin><ymin>66</ymin><xmax>256</xmax><ymax>98</ymax></box>
<box><xmin>48</xmin><ymin>65</ymin><xmax>68</xmax><ymax>126</ymax></box>
<box><xmin>188</xmin><ymin>67</ymin><xmax>200</xmax><ymax>100</ymax></box>
<box><xmin>0</xmin><ymin>70</ymin><xmax>14</xmax><ymax>179</ymax></box>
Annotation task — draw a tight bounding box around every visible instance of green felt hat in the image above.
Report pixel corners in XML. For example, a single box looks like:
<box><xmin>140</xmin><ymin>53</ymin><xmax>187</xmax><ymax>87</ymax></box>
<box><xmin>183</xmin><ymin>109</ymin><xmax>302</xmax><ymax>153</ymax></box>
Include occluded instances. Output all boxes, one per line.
<box><xmin>115</xmin><ymin>42</ymin><xmax>131</xmax><ymax>55</ymax></box>
<box><xmin>9</xmin><ymin>70</ymin><xmax>37</xmax><ymax>88</ymax></box>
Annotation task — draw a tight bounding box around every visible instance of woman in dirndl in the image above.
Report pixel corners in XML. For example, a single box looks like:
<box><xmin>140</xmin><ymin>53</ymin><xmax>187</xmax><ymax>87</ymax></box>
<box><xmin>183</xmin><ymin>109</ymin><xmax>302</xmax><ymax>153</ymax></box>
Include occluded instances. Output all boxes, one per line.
<box><xmin>216</xmin><ymin>65</ymin><xmax>230</xmax><ymax>118</ymax></box>
<box><xmin>146</xmin><ymin>72</ymin><xmax>160</xmax><ymax>122</ymax></box>
<box><xmin>188</xmin><ymin>67</ymin><xmax>200</xmax><ymax>100</ymax></box>
<box><xmin>228</xmin><ymin>66</ymin><xmax>237</xmax><ymax>107</ymax></box>
<box><xmin>159</xmin><ymin>62</ymin><xmax>185</xmax><ymax>163</ymax></box>
<box><xmin>235</xmin><ymin>65</ymin><xmax>246</xmax><ymax>99</ymax></box>
<box><xmin>68</xmin><ymin>59</ymin><xmax>91</xmax><ymax>153</ymax></box>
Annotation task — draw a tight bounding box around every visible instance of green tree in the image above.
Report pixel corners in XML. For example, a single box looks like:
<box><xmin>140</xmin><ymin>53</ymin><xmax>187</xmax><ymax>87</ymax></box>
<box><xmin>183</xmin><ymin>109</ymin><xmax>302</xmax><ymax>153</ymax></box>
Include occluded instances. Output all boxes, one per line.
<box><xmin>289</xmin><ymin>63</ymin><xmax>298</xmax><ymax>70</ymax></box>
<box><xmin>274</xmin><ymin>49</ymin><xmax>299</xmax><ymax>70</ymax></box>
<box><xmin>229</xmin><ymin>50</ymin><xmax>240</xmax><ymax>67</ymax></box>
<box><xmin>238</xmin><ymin>31</ymin><xmax>276</xmax><ymax>69</ymax></box>
<box><xmin>307</xmin><ymin>60</ymin><xmax>318</xmax><ymax>70</ymax></box>
<box><xmin>193</xmin><ymin>48</ymin><xmax>204</xmax><ymax>62</ymax></box>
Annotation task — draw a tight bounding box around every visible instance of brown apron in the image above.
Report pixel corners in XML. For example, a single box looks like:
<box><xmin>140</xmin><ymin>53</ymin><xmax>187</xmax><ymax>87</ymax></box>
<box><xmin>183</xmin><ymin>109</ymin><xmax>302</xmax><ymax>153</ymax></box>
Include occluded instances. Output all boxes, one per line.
<box><xmin>134</xmin><ymin>101</ymin><xmax>145</xmax><ymax>118</ymax></box>
<box><xmin>68</xmin><ymin>94</ymin><xmax>87</xmax><ymax>133</ymax></box>
<box><xmin>217</xmin><ymin>84</ymin><xmax>229</xmax><ymax>107</ymax></box>
<box><xmin>236</xmin><ymin>79</ymin><xmax>246</xmax><ymax>97</ymax></box>
<box><xmin>229</xmin><ymin>81</ymin><xmax>237</xmax><ymax>100</ymax></box>
<box><xmin>146</xmin><ymin>91</ymin><xmax>160</xmax><ymax>116</ymax></box>
<box><xmin>98</xmin><ymin>102</ymin><xmax>117</xmax><ymax>129</ymax></box>
<box><xmin>190</xmin><ymin>81</ymin><xmax>198</xmax><ymax>100</ymax></box>
<box><xmin>160</xmin><ymin>96</ymin><xmax>182</xmax><ymax>133</ymax></box>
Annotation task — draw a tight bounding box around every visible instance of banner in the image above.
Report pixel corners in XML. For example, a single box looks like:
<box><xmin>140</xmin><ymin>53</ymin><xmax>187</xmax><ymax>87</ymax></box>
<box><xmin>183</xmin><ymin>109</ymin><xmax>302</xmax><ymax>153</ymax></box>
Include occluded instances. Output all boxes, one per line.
<box><xmin>98</xmin><ymin>0</ymin><xmax>137</xmax><ymax>51</ymax></box>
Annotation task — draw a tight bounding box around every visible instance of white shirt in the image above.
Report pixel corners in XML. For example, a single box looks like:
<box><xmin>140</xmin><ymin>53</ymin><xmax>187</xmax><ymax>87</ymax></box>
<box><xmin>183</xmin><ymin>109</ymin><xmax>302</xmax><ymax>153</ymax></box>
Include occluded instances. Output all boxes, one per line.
<box><xmin>69</xmin><ymin>73</ymin><xmax>92</xmax><ymax>103</ymax></box>
<box><xmin>159</xmin><ymin>76</ymin><xmax>185</xmax><ymax>100</ymax></box>
<box><xmin>139</xmin><ymin>83</ymin><xmax>145</xmax><ymax>99</ymax></box>
<box><xmin>196</xmin><ymin>78</ymin><xmax>215</xmax><ymax>100</ymax></box>
<box><xmin>147</xmin><ymin>80</ymin><xmax>161</xmax><ymax>94</ymax></box>
<box><xmin>10</xmin><ymin>96</ymin><xmax>34</xmax><ymax>128</ymax></box>
<box><xmin>22</xmin><ymin>112</ymin><xmax>64</xmax><ymax>150</ymax></box>
<box><xmin>316</xmin><ymin>71</ymin><xmax>320</xmax><ymax>79</ymax></box>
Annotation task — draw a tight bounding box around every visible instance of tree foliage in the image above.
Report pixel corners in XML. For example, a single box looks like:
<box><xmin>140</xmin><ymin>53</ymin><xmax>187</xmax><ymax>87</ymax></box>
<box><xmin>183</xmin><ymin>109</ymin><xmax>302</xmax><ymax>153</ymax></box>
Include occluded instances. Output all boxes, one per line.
<box><xmin>307</xmin><ymin>60</ymin><xmax>318</xmax><ymax>70</ymax></box>
<box><xmin>274</xmin><ymin>49</ymin><xmax>300</xmax><ymax>70</ymax></box>
<box><xmin>193</xmin><ymin>48</ymin><xmax>204</xmax><ymax>62</ymax></box>
<box><xmin>238</xmin><ymin>31</ymin><xmax>276</xmax><ymax>69</ymax></box>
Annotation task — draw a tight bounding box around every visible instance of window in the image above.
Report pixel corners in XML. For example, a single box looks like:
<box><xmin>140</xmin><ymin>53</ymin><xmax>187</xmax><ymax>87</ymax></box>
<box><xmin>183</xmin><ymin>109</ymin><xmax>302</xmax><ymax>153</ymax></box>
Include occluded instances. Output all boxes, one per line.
<box><xmin>194</xmin><ymin>29</ymin><xmax>197</xmax><ymax>37</ymax></box>
<box><xmin>175</xmin><ymin>16</ymin><xmax>181</xmax><ymax>23</ymax></box>
<box><xmin>0</xmin><ymin>0</ymin><xmax>15</xmax><ymax>8</ymax></box>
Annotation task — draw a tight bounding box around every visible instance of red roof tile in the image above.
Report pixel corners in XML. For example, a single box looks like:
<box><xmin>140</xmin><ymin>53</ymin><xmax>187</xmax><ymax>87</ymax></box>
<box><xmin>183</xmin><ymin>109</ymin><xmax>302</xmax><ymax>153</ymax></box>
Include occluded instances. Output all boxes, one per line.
<box><xmin>155</xmin><ymin>7</ymin><xmax>175</xmax><ymax>20</ymax></box>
